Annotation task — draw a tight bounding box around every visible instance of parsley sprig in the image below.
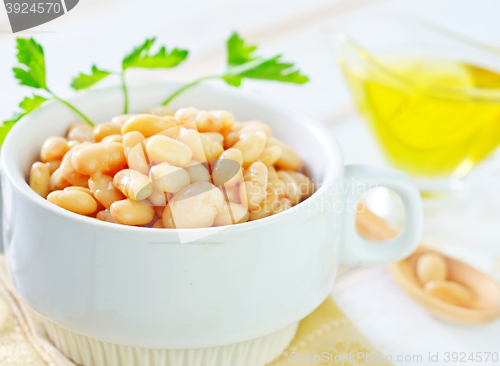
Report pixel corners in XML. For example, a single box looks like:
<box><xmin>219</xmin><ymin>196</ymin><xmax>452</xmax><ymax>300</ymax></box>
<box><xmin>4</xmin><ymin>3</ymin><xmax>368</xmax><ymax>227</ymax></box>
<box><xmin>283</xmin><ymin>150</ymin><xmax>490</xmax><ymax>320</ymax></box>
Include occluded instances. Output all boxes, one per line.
<box><xmin>2</xmin><ymin>33</ymin><xmax>308</xmax><ymax>147</ymax></box>
<box><xmin>162</xmin><ymin>32</ymin><xmax>309</xmax><ymax>106</ymax></box>
<box><xmin>9</xmin><ymin>38</ymin><xmax>93</xmax><ymax>126</ymax></box>
<box><xmin>0</xmin><ymin>94</ymin><xmax>47</xmax><ymax>145</ymax></box>
<box><xmin>71</xmin><ymin>38</ymin><xmax>188</xmax><ymax>114</ymax></box>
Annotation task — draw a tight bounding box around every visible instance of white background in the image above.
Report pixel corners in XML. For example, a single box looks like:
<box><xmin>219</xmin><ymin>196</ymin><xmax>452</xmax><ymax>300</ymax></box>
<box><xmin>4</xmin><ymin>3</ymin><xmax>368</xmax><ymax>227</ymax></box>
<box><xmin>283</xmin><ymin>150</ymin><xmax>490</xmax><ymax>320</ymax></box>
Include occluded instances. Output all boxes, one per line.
<box><xmin>1</xmin><ymin>0</ymin><xmax>500</xmax><ymax>364</ymax></box>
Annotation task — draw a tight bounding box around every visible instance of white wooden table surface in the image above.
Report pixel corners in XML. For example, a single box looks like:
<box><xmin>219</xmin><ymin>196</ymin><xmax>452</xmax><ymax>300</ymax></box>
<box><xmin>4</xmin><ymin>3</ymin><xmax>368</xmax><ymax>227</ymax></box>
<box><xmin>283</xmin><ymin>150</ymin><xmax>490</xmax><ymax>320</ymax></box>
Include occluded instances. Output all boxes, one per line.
<box><xmin>1</xmin><ymin>0</ymin><xmax>500</xmax><ymax>364</ymax></box>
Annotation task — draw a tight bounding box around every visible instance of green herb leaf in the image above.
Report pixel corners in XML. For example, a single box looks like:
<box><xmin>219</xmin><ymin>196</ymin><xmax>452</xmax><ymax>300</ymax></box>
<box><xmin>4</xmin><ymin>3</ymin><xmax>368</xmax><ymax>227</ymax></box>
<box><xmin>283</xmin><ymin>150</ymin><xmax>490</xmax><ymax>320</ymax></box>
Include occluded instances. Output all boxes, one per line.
<box><xmin>0</xmin><ymin>94</ymin><xmax>48</xmax><ymax>145</ymax></box>
<box><xmin>14</xmin><ymin>38</ymin><xmax>46</xmax><ymax>89</ymax></box>
<box><xmin>221</xmin><ymin>75</ymin><xmax>243</xmax><ymax>87</ymax></box>
<box><xmin>223</xmin><ymin>32</ymin><xmax>309</xmax><ymax>86</ymax></box>
<box><xmin>71</xmin><ymin>65</ymin><xmax>111</xmax><ymax>90</ymax></box>
<box><xmin>226</xmin><ymin>32</ymin><xmax>257</xmax><ymax>66</ymax></box>
<box><xmin>19</xmin><ymin>94</ymin><xmax>47</xmax><ymax>113</ymax></box>
<box><xmin>11</xmin><ymin>38</ymin><xmax>93</xmax><ymax>126</ymax></box>
<box><xmin>122</xmin><ymin>38</ymin><xmax>188</xmax><ymax>70</ymax></box>
<box><xmin>0</xmin><ymin>121</ymin><xmax>16</xmax><ymax>145</ymax></box>
<box><xmin>162</xmin><ymin>31</ymin><xmax>309</xmax><ymax>105</ymax></box>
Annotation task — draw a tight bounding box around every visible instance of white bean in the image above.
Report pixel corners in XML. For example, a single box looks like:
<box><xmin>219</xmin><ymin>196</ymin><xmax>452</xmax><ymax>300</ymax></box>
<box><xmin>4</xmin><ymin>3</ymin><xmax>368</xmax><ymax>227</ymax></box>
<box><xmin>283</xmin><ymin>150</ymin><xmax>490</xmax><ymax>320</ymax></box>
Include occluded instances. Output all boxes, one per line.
<box><xmin>122</xmin><ymin>114</ymin><xmax>180</xmax><ymax>137</ymax></box>
<box><xmin>114</xmin><ymin>169</ymin><xmax>153</xmax><ymax>201</ymax></box>
<box><xmin>214</xmin><ymin>202</ymin><xmax>249</xmax><ymax>226</ymax></box>
<box><xmin>185</xmin><ymin>160</ymin><xmax>211</xmax><ymax>184</ymax></box>
<box><xmin>168</xmin><ymin>182</ymin><xmax>223</xmax><ymax>228</ymax></box>
<box><xmin>29</xmin><ymin>162</ymin><xmax>50</xmax><ymax>198</ymax></box>
<box><xmin>277</xmin><ymin>170</ymin><xmax>301</xmax><ymax>205</ymax></box>
<box><xmin>149</xmin><ymin>162</ymin><xmax>190</xmax><ymax>193</ymax></box>
<box><xmin>40</xmin><ymin>137</ymin><xmax>69</xmax><ymax>162</ymax></box>
<box><xmin>88</xmin><ymin>172</ymin><xmax>126</xmax><ymax>209</ymax></box>
<box><xmin>110</xmin><ymin>199</ymin><xmax>155</xmax><ymax>225</ymax></box>
<box><xmin>127</xmin><ymin>143</ymin><xmax>150</xmax><ymax>175</ymax></box>
<box><xmin>267</xmin><ymin>137</ymin><xmax>303</xmax><ymax>171</ymax></box>
<box><xmin>232</xmin><ymin>131</ymin><xmax>267</xmax><ymax>168</ymax></box>
<box><xmin>146</xmin><ymin>135</ymin><xmax>192</xmax><ymax>167</ymax></box>
<box><xmin>66</xmin><ymin>122</ymin><xmax>94</xmax><ymax>142</ymax></box>
<box><xmin>47</xmin><ymin>189</ymin><xmax>98</xmax><ymax>215</ymax></box>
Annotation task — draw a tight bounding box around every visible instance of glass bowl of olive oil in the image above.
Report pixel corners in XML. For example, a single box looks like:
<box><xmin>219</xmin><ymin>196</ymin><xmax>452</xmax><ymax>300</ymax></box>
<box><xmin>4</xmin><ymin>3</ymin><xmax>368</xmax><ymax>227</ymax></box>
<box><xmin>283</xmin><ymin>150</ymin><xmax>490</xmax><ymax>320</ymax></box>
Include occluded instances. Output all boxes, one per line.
<box><xmin>331</xmin><ymin>17</ymin><xmax>500</xmax><ymax>193</ymax></box>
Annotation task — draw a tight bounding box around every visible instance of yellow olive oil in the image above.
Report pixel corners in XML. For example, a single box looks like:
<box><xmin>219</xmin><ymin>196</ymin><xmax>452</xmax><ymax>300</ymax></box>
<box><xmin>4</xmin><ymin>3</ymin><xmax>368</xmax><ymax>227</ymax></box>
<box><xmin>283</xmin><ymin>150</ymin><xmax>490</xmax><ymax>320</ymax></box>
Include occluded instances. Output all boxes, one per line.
<box><xmin>343</xmin><ymin>58</ymin><xmax>500</xmax><ymax>178</ymax></box>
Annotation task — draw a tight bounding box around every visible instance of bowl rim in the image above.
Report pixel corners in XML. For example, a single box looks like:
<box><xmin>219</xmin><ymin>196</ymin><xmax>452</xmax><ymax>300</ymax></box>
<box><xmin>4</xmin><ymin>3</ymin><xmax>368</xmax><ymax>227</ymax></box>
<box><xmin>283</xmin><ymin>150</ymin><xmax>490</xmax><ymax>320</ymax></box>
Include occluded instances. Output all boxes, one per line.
<box><xmin>1</xmin><ymin>82</ymin><xmax>343</xmax><ymax>237</ymax></box>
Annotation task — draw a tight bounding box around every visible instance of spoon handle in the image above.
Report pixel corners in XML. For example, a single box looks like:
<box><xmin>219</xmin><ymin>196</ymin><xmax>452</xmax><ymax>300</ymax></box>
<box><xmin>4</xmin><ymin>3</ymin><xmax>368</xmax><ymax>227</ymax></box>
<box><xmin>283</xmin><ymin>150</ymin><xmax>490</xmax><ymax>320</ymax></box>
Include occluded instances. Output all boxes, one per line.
<box><xmin>355</xmin><ymin>208</ymin><xmax>399</xmax><ymax>241</ymax></box>
<box><xmin>356</xmin><ymin>209</ymin><xmax>428</xmax><ymax>254</ymax></box>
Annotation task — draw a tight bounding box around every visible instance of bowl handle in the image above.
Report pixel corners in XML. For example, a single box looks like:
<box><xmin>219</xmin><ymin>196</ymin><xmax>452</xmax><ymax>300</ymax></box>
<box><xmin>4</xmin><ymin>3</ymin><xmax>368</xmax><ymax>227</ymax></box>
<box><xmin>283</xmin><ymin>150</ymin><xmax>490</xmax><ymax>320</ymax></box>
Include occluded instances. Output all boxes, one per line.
<box><xmin>338</xmin><ymin>164</ymin><xmax>423</xmax><ymax>265</ymax></box>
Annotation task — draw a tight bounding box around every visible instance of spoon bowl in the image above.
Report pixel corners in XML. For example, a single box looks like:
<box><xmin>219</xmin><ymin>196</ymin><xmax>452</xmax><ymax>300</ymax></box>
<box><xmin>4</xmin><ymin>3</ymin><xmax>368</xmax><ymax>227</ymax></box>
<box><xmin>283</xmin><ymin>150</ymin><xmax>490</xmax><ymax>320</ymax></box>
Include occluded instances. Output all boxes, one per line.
<box><xmin>388</xmin><ymin>246</ymin><xmax>500</xmax><ymax>324</ymax></box>
<box><xmin>356</xmin><ymin>208</ymin><xmax>500</xmax><ymax>325</ymax></box>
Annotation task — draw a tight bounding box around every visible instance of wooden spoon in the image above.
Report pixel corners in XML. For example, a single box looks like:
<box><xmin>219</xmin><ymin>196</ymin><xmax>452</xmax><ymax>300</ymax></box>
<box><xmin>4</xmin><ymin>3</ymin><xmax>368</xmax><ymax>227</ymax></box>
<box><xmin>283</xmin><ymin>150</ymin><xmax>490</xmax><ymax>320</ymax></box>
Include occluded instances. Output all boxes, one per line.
<box><xmin>356</xmin><ymin>208</ymin><xmax>500</xmax><ymax>325</ymax></box>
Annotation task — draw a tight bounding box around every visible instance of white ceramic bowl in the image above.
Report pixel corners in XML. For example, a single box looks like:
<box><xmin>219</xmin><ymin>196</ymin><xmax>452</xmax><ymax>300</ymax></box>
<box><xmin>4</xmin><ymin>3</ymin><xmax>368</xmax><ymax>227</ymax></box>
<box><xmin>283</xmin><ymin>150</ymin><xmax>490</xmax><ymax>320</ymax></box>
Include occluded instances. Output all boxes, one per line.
<box><xmin>1</xmin><ymin>84</ymin><xmax>423</xmax><ymax>350</ymax></box>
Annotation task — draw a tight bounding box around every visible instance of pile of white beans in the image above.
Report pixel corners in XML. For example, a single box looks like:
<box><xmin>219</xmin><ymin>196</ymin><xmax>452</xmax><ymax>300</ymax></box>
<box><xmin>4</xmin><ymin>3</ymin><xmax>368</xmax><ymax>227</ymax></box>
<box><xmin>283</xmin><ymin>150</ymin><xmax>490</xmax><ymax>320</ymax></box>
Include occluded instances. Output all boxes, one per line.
<box><xmin>29</xmin><ymin>106</ymin><xmax>314</xmax><ymax>228</ymax></box>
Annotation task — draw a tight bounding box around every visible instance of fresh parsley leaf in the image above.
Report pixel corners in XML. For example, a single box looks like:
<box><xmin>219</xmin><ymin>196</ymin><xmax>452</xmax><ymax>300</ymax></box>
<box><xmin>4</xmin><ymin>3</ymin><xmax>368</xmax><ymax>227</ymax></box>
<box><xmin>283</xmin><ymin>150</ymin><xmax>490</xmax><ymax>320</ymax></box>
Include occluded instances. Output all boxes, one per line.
<box><xmin>11</xmin><ymin>38</ymin><xmax>94</xmax><ymax>126</ymax></box>
<box><xmin>71</xmin><ymin>38</ymin><xmax>189</xmax><ymax>113</ymax></box>
<box><xmin>226</xmin><ymin>32</ymin><xmax>257</xmax><ymax>66</ymax></box>
<box><xmin>71</xmin><ymin>65</ymin><xmax>111</xmax><ymax>90</ymax></box>
<box><xmin>14</xmin><ymin>38</ymin><xmax>46</xmax><ymax>89</ymax></box>
<box><xmin>122</xmin><ymin>38</ymin><xmax>188</xmax><ymax>70</ymax></box>
<box><xmin>0</xmin><ymin>121</ymin><xmax>16</xmax><ymax>145</ymax></box>
<box><xmin>221</xmin><ymin>75</ymin><xmax>243</xmax><ymax>87</ymax></box>
<box><xmin>222</xmin><ymin>32</ymin><xmax>309</xmax><ymax>86</ymax></box>
<box><xmin>162</xmin><ymin>32</ymin><xmax>309</xmax><ymax>105</ymax></box>
<box><xmin>0</xmin><ymin>94</ymin><xmax>47</xmax><ymax>145</ymax></box>
<box><xmin>19</xmin><ymin>94</ymin><xmax>47</xmax><ymax>113</ymax></box>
